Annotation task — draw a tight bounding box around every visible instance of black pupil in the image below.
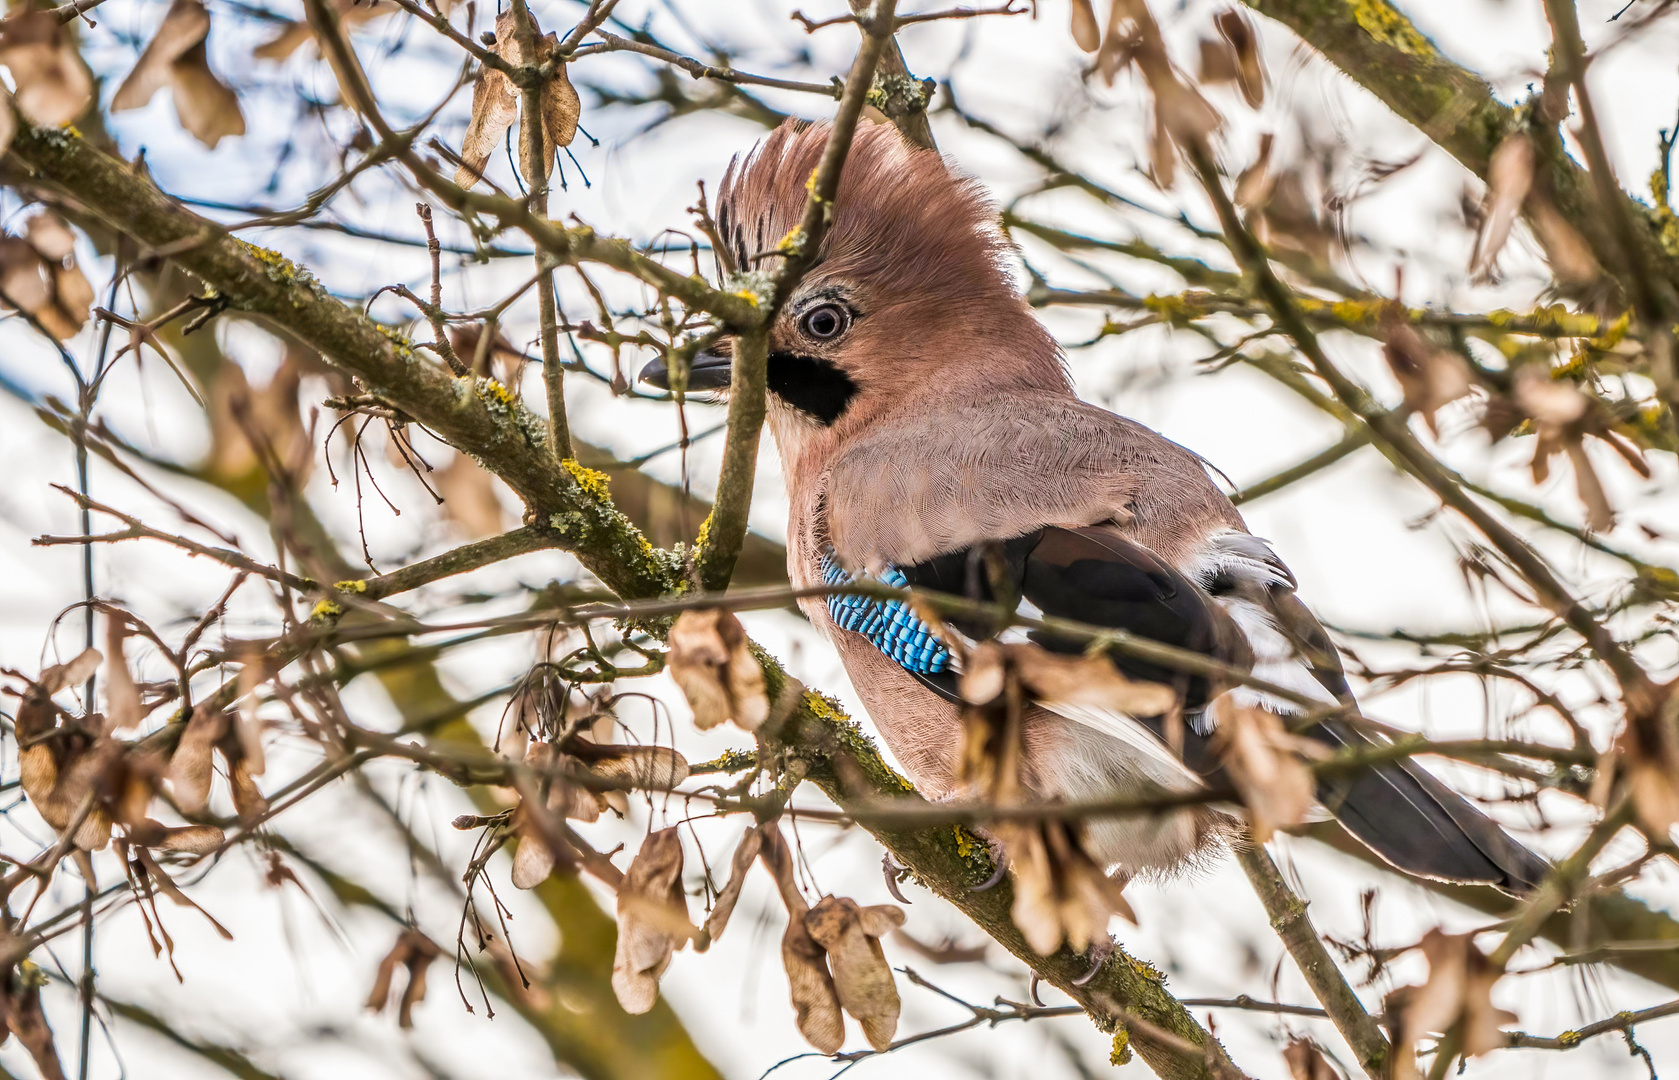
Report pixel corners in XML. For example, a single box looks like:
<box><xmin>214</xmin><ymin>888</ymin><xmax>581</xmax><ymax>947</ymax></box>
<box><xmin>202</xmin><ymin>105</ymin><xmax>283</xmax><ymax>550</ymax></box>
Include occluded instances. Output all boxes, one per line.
<box><xmin>807</xmin><ymin>307</ymin><xmax>840</xmax><ymax>338</ymax></box>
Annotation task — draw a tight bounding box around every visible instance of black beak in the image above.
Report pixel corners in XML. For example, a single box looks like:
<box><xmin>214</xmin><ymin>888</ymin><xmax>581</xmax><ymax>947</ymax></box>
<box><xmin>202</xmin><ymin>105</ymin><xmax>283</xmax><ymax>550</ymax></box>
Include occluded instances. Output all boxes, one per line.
<box><xmin>640</xmin><ymin>350</ymin><xmax>733</xmax><ymax>391</ymax></box>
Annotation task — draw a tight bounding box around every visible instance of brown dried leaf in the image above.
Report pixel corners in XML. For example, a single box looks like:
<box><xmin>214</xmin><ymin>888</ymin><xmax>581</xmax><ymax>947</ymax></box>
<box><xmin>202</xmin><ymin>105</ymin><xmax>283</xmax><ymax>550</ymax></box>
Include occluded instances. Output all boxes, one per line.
<box><xmin>1069</xmin><ymin>0</ymin><xmax>1100</xmax><ymax>51</ymax></box>
<box><xmin>1510</xmin><ymin>366</ymin><xmax>1614</xmax><ymax>531</ymax></box>
<box><xmin>102</xmin><ymin>617</ymin><xmax>143</xmax><ymax>733</ymax></box>
<box><xmin>1382</xmin><ymin>323</ymin><xmax>1474</xmax><ymax>437</ymax></box>
<box><xmin>168</xmin><ymin>41</ymin><xmax>246</xmax><ymax>148</ymax></box>
<box><xmin>697</xmin><ymin>825</ymin><xmax>762</xmax><ymax>951</ymax></box>
<box><xmin>366</xmin><ymin>928</ymin><xmax>441</xmax><ymax>1028</ymax></box>
<box><xmin>611</xmin><ymin>827</ymin><xmax>692</xmax><ymax>1014</ymax></box>
<box><xmin>1009</xmin><ymin>644</ymin><xmax>1178</xmax><ymax>716</ymax></box>
<box><xmin>0</xmin><ymin>213</ymin><xmax>94</xmax><ymax>340</ymax></box>
<box><xmin>1388</xmin><ymin>929</ymin><xmax>1516</xmax><ymax>1079</ymax></box>
<box><xmin>667</xmin><ymin>609</ymin><xmax>769</xmax><ymax>732</ymax></box>
<box><xmin>252</xmin><ymin>0</ymin><xmax>391</xmax><ymax>61</ymax></box>
<box><xmin>435</xmin><ymin>453</ymin><xmax>510</xmax><ymax>538</ymax></box>
<box><xmin>456</xmin><ymin>10</ymin><xmax>578</xmax><ymax>189</ymax></box>
<box><xmin>128</xmin><ymin>820</ymin><xmax>225</xmax><ymax>855</ymax></box>
<box><xmin>169</xmin><ymin>704</ymin><xmax>227</xmax><ymax>815</ymax></box>
<box><xmin>805</xmin><ymin>897</ymin><xmax>904</xmax><ymax>1051</ymax></box>
<box><xmin>510</xmin><ymin>813</ymin><xmax>557</xmax><ymax>888</ymax></box>
<box><xmin>1214</xmin><ymin>9</ymin><xmax>1265</xmax><ymax>108</ymax></box>
<box><xmin>110</xmin><ymin>0</ymin><xmax>243</xmax><ymax>146</ymax></box>
<box><xmin>1617</xmin><ymin>695</ymin><xmax>1679</xmax><ymax>837</ymax></box>
<box><xmin>1469</xmin><ymin>132</ymin><xmax>1533</xmax><ymax>280</ymax></box>
<box><xmin>135</xmin><ymin>847</ymin><xmax>234</xmax><ymax>938</ymax></box>
<box><xmin>456</xmin><ymin>53</ymin><xmax>517</xmax><ymax>188</ymax></box>
<box><xmin>1213</xmin><ymin>698</ymin><xmax>1318</xmax><ymax>842</ymax></box>
<box><xmin>575</xmin><ymin>740</ymin><xmax>690</xmax><ymax>794</ymax></box>
<box><xmin>998</xmin><ymin>818</ymin><xmax>1135</xmax><ymax>955</ymax></box>
<box><xmin>112</xmin><ymin>0</ymin><xmax>210</xmax><ymax>111</ymax></box>
<box><xmin>1526</xmin><ymin>196</ymin><xmax>1601</xmax><ymax>289</ymax></box>
<box><xmin>0</xmin><ymin>8</ymin><xmax>92</xmax><ymax>125</ymax></box>
<box><xmin>759</xmin><ymin>827</ymin><xmax>843</xmax><ymax>1053</ymax></box>
<box><xmin>2</xmin><ymin>970</ymin><xmax>67</xmax><ymax>1080</ymax></box>
<box><xmin>1282</xmin><ymin>1037</ymin><xmax>1341</xmax><ymax>1080</ymax></box>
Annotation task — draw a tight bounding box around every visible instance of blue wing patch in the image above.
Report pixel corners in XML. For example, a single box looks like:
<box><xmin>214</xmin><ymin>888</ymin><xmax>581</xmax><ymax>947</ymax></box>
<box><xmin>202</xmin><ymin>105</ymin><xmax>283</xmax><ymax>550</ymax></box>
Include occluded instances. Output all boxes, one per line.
<box><xmin>820</xmin><ymin>550</ymin><xmax>952</xmax><ymax>674</ymax></box>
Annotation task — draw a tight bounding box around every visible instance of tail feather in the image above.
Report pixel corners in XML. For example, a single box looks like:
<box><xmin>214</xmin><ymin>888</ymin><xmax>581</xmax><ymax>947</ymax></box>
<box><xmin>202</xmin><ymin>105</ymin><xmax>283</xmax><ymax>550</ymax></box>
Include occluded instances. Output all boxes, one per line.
<box><xmin>1312</xmin><ymin>719</ymin><xmax>1549</xmax><ymax>895</ymax></box>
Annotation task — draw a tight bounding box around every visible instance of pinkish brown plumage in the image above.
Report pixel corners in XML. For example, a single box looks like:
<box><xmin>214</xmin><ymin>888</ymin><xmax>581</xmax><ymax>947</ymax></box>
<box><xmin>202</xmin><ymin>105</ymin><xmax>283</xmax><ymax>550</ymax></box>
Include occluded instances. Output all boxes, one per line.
<box><xmin>646</xmin><ymin>119</ymin><xmax>1547</xmax><ymax>926</ymax></box>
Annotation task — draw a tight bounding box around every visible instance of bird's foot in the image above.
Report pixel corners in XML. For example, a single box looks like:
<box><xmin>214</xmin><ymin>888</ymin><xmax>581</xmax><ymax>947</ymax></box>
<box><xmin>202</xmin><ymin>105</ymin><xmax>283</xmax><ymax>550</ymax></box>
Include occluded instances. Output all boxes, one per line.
<box><xmin>1071</xmin><ymin>937</ymin><xmax>1116</xmax><ymax>986</ymax></box>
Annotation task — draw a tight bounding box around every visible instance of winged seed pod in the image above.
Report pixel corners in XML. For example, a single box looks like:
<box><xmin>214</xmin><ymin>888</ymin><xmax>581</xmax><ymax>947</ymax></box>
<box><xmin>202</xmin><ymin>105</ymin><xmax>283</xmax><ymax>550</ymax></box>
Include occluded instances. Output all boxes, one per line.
<box><xmin>111</xmin><ymin>0</ymin><xmax>245</xmax><ymax>148</ymax></box>
<box><xmin>997</xmin><ymin>817</ymin><xmax>1135</xmax><ymax>955</ymax></box>
<box><xmin>455</xmin><ymin>9</ymin><xmax>580</xmax><ymax>190</ymax></box>
<box><xmin>695</xmin><ymin>825</ymin><xmax>762</xmax><ymax>952</ymax></box>
<box><xmin>13</xmin><ymin>648</ymin><xmax>112</xmax><ymax>851</ymax></box>
<box><xmin>610</xmin><ymin>827</ymin><xmax>693</xmax><ymax>1014</ymax></box>
<box><xmin>366</xmin><ymin>928</ymin><xmax>443</xmax><ymax>1029</ymax></box>
<box><xmin>760</xmin><ymin>825</ymin><xmax>844</xmax><ymax>1053</ymax></box>
<box><xmin>1212</xmin><ymin>698</ymin><xmax>1320</xmax><ymax>842</ymax></box>
<box><xmin>0</xmin><ymin>212</ymin><xmax>96</xmax><ymax>340</ymax></box>
<box><xmin>0</xmin><ymin>7</ymin><xmax>93</xmax><ymax>125</ymax></box>
<box><xmin>1386</xmin><ymin>929</ymin><xmax>1516</xmax><ymax>1080</ymax></box>
<box><xmin>667</xmin><ymin>609</ymin><xmax>770</xmax><ymax>732</ymax></box>
<box><xmin>804</xmin><ymin>897</ymin><xmax>905</xmax><ymax>1051</ymax></box>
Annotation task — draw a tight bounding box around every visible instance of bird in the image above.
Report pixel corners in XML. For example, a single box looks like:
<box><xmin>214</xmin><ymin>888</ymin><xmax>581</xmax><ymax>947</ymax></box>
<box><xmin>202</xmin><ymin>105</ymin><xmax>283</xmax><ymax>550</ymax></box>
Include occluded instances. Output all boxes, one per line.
<box><xmin>640</xmin><ymin>119</ymin><xmax>1547</xmax><ymax>904</ymax></box>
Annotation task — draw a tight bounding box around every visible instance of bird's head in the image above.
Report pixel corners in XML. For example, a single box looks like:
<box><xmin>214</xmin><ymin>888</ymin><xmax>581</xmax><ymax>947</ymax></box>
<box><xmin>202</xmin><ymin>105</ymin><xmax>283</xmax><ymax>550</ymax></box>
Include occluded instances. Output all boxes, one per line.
<box><xmin>641</xmin><ymin>120</ymin><xmax>1065</xmax><ymax>459</ymax></box>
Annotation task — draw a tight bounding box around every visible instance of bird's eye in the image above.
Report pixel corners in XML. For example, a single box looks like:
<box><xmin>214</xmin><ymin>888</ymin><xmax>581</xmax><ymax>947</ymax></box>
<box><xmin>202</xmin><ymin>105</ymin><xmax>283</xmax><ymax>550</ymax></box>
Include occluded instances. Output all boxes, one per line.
<box><xmin>799</xmin><ymin>303</ymin><xmax>849</xmax><ymax>341</ymax></box>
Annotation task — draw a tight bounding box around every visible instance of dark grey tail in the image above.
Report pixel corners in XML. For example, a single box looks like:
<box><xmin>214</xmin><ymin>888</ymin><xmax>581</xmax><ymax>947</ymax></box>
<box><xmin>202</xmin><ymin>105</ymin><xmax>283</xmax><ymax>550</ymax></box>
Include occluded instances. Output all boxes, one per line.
<box><xmin>1311</xmin><ymin>719</ymin><xmax>1549</xmax><ymax>895</ymax></box>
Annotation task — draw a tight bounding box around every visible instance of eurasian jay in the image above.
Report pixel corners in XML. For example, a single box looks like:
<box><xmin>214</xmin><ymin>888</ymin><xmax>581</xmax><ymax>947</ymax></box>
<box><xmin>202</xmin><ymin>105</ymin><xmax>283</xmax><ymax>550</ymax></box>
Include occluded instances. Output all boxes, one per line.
<box><xmin>642</xmin><ymin>119</ymin><xmax>1546</xmax><ymax>898</ymax></box>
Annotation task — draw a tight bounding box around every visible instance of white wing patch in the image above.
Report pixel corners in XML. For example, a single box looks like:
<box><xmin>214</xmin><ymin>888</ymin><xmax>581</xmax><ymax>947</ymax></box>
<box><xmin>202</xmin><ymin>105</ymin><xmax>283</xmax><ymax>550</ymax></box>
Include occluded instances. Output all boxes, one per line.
<box><xmin>1198</xmin><ymin>529</ymin><xmax>1334</xmax><ymax>716</ymax></box>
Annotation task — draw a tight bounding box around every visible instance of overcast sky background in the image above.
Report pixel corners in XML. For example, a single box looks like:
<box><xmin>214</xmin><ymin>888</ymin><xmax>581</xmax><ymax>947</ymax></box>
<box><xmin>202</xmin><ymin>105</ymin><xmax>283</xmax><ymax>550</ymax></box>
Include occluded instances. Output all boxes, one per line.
<box><xmin>0</xmin><ymin>0</ymin><xmax>1676</xmax><ymax>1077</ymax></box>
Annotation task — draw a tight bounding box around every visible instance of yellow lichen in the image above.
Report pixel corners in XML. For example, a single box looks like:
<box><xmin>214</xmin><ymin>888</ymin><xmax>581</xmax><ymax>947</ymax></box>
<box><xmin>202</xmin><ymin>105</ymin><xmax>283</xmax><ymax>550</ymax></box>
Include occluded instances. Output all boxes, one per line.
<box><xmin>694</xmin><ymin>511</ymin><xmax>715</xmax><ymax>552</ymax></box>
<box><xmin>1109</xmin><ymin>1030</ymin><xmax>1133</xmax><ymax>1066</ymax></box>
<box><xmin>477</xmin><ymin>377</ymin><xmax>515</xmax><ymax>408</ymax></box>
<box><xmin>1142</xmin><ymin>293</ymin><xmax>1195</xmax><ymax>324</ymax></box>
<box><xmin>561</xmin><ymin>458</ymin><xmax>612</xmax><ymax>501</ymax></box>
<box><xmin>1349</xmin><ymin>0</ymin><xmax>1436</xmax><ymax>57</ymax></box>
<box><xmin>309</xmin><ymin>599</ymin><xmax>343</xmax><ymax>622</ymax></box>
<box><xmin>334</xmin><ymin>579</ymin><xmax>368</xmax><ymax>593</ymax></box>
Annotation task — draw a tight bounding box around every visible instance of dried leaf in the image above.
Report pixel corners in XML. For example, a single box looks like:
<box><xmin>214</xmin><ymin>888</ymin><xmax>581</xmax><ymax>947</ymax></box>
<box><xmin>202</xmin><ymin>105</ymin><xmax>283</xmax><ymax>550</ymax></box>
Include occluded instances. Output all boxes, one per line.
<box><xmin>1469</xmin><ymin>132</ymin><xmax>1533</xmax><ymax>279</ymax></box>
<box><xmin>1526</xmin><ymin>196</ymin><xmax>1601</xmax><ymax>289</ymax></box>
<box><xmin>1233</xmin><ymin>132</ymin><xmax>1274</xmax><ymax>209</ymax></box>
<box><xmin>1214</xmin><ymin>9</ymin><xmax>1264</xmax><ymax>107</ymax></box>
<box><xmin>110</xmin><ymin>0</ymin><xmax>244</xmax><ymax>148</ymax></box>
<box><xmin>435</xmin><ymin>453</ymin><xmax>510</xmax><ymax>538</ymax></box>
<box><xmin>0</xmin><ymin>212</ymin><xmax>94</xmax><ymax>340</ymax></box>
<box><xmin>169</xmin><ymin>704</ymin><xmax>227</xmax><ymax>815</ymax></box>
<box><xmin>998</xmin><ymin>818</ymin><xmax>1135</xmax><ymax>955</ymax></box>
<box><xmin>805</xmin><ymin>897</ymin><xmax>905</xmax><ymax>1051</ymax></box>
<box><xmin>1510</xmin><ymin>366</ymin><xmax>1614</xmax><ymax>531</ymax></box>
<box><xmin>1212</xmin><ymin>698</ymin><xmax>1318</xmax><ymax>842</ymax></box>
<box><xmin>510</xmin><ymin>813</ymin><xmax>557</xmax><ymax>888</ymax></box>
<box><xmin>1617</xmin><ymin>694</ymin><xmax>1679</xmax><ymax>837</ymax></box>
<box><xmin>1282</xmin><ymin>1037</ymin><xmax>1341</xmax><ymax>1080</ymax></box>
<box><xmin>1069</xmin><ymin>0</ymin><xmax>1100</xmax><ymax>51</ymax></box>
<box><xmin>697</xmin><ymin>825</ymin><xmax>762</xmax><ymax>951</ymax></box>
<box><xmin>102</xmin><ymin>616</ymin><xmax>143</xmax><ymax>733</ymax></box>
<box><xmin>1387</xmin><ymin>929</ymin><xmax>1516</xmax><ymax>1080</ymax></box>
<box><xmin>667</xmin><ymin>609</ymin><xmax>770</xmax><ymax>732</ymax></box>
<box><xmin>252</xmin><ymin>0</ymin><xmax>391</xmax><ymax>61</ymax></box>
<box><xmin>611</xmin><ymin>827</ymin><xmax>692</xmax><ymax>1014</ymax></box>
<box><xmin>760</xmin><ymin>826</ymin><xmax>843</xmax><ymax>1053</ymax></box>
<box><xmin>128</xmin><ymin>819</ymin><xmax>225</xmax><ymax>854</ymax></box>
<box><xmin>573</xmin><ymin>740</ymin><xmax>690</xmax><ymax>793</ymax></box>
<box><xmin>0</xmin><ymin>8</ymin><xmax>92</xmax><ymax>125</ymax></box>
<box><xmin>455</xmin><ymin>10</ymin><xmax>579</xmax><ymax>189</ymax></box>
<box><xmin>1010</xmin><ymin>644</ymin><xmax>1178</xmax><ymax>716</ymax></box>
<box><xmin>1382</xmin><ymin>323</ymin><xmax>1474</xmax><ymax>437</ymax></box>
<box><xmin>1</xmin><ymin>967</ymin><xmax>67</xmax><ymax>1080</ymax></box>
<box><xmin>366</xmin><ymin>929</ymin><xmax>442</xmax><ymax>1028</ymax></box>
